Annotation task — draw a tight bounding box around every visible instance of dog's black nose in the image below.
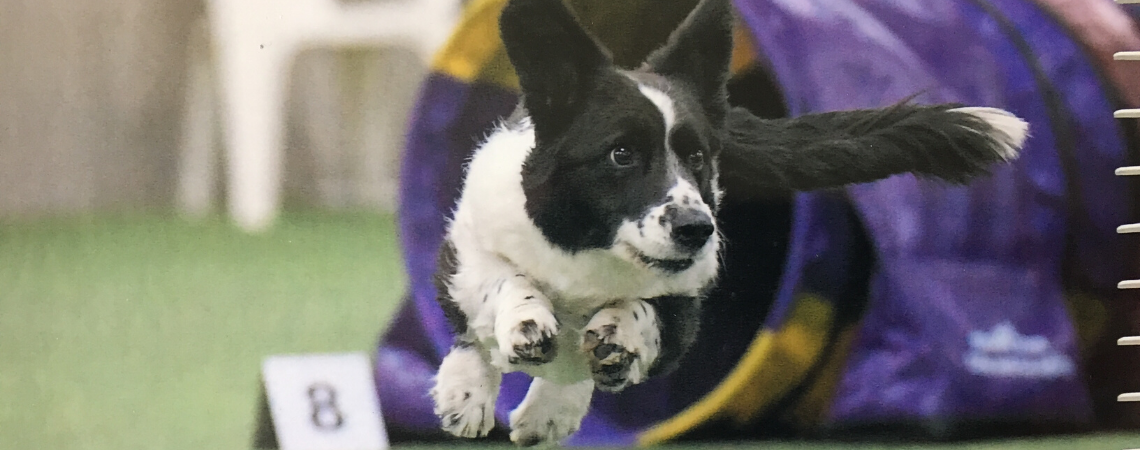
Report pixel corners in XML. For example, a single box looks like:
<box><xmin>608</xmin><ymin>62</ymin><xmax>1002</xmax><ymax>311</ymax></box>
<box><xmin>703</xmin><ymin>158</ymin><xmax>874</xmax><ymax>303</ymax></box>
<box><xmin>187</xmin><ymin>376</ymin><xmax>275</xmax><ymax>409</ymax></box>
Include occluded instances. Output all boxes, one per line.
<box><xmin>667</xmin><ymin>207</ymin><xmax>714</xmax><ymax>251</ymax></box>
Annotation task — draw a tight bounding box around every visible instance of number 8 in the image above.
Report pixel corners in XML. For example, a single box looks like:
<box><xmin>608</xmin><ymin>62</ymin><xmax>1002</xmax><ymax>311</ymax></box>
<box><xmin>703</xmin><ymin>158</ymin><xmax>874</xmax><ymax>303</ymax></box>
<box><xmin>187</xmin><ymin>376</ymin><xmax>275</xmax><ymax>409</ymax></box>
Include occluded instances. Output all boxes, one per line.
<box><xmin>308</xmin><ymin>382</ymin><xmax>344</xmax><ymax>430</ymax></box>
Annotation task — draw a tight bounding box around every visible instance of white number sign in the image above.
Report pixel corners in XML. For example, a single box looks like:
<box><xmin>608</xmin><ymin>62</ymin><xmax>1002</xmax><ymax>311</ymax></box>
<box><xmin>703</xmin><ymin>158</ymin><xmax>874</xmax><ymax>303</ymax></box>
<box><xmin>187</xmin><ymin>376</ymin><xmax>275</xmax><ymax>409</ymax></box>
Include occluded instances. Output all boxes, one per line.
<box><xmin>261</xmin><ymin>352</ymin><xmax>389</xmax><ymax>450</ymax></box>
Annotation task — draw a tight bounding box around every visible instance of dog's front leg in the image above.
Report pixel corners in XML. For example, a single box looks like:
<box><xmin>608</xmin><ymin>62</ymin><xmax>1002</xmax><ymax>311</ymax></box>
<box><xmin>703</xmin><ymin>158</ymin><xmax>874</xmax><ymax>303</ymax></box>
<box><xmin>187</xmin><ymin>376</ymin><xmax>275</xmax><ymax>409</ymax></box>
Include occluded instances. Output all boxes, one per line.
<box><xmin>451</xmin><ymin>251</ymin><xmax>560</xmax><ymax>366</ymax></box>
<box><xmin>581</xmin><ymin>299</ymin><xmax>663</xmax><ymax>392</ymax></box>
<box><xmin>508</xmin><ymin>377</ymin><xmax>594</xmax><ymax>446</ymax></box>
<box><xmin>492</xmin><ymin>279</ymin><xmax>559</xmax><ymax>366</ymax></box>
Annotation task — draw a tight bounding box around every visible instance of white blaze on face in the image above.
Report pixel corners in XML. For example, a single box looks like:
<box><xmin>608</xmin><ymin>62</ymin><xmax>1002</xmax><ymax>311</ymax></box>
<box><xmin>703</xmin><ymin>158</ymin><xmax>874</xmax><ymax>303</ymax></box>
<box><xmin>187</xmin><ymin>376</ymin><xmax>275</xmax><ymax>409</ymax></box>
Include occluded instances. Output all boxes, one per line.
<box><xmin>637</xmin><ymin>84</ymin><xmax>676</xmax><ymax>141</ymax></box>
<box><xmin>610</xmin><ymin>81</ymin><xmax>718</xmax><ymax>270</ymax></box>
<box><xmin>637</xmin><ymin>80</ymin><xmax>725</xmax><ymax>209</ymax></box>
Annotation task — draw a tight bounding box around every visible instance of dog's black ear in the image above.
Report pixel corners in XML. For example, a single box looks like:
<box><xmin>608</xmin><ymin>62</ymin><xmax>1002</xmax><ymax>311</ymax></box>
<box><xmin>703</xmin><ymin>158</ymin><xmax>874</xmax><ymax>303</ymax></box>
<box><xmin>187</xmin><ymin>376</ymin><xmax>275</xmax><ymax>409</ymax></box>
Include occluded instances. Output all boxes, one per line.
<box><xmin>719</xmin><ymin>104</ymin><xmax>1029</xmax><ymax>205</ymax></box>
<box><xmin>500</xmin><ymin>0</ymin><xmax>611</xmax><ymax>138</ymax></box>
<box><xmin>643</xmin><ymin>0</ymin><xmax>735</xmax><ymax>122</ymax></box>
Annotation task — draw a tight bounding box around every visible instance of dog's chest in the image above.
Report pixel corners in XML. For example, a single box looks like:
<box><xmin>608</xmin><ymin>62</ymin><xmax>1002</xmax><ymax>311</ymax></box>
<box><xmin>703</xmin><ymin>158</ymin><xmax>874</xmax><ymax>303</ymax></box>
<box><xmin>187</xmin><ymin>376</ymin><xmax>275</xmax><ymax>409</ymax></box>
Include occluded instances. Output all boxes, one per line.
<box><xmin>540</xmin><ymin>289</ymin><xmax>613</xmax><ymax>327</ymax></box>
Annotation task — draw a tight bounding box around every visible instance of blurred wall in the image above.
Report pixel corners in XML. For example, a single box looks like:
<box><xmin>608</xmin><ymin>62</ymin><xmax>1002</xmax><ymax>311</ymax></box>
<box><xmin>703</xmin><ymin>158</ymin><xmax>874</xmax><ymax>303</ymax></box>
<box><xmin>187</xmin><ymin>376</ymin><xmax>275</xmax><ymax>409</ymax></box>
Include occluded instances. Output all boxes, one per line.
<box><xmin>0</xmin><ymin>0</ymin><xmax>202</xmax><ymax>217</ymax></box>
<box><xmin>285</xmin><ymin>48</ymin><xmax>423</xmax><ymax>214</ymax></box>
<box><xmin>0</xmin><ymin>0</ymin><xmax>421</xmax><ymax>218</ymax></box>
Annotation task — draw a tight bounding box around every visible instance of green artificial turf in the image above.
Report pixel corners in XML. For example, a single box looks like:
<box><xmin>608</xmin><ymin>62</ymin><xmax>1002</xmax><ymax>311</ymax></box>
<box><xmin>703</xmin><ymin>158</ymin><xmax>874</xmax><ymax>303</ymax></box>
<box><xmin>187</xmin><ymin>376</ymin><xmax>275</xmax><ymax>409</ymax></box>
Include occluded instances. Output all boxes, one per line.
<box><xmin>0</xmin><ymin>213</ymin><xmax>1137</xmax><ymax>449</ymax></box>
<box><xmin>0</xmin><ymin>212</ymin><xmax>406</xmax><ymax>449</ymax></box>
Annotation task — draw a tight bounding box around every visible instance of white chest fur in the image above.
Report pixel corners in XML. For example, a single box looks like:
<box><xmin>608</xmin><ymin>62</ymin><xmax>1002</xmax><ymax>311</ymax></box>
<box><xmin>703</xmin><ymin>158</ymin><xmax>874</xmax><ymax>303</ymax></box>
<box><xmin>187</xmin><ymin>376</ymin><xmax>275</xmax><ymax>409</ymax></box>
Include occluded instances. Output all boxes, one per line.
<box><xmin>442</xmin><ymin>120</ymin><xmax>717</xmax><ymax>383</ymax></box>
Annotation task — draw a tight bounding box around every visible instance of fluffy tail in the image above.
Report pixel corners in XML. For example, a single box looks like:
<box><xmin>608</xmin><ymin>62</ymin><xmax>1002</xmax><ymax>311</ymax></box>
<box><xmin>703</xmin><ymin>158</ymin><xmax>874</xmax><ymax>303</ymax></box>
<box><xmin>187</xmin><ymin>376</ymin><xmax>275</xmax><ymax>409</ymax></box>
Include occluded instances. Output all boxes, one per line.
<box><xmin>719</xmin><ymin>102</ymin><xmax>1028</xmax><ymax>202</ymax></box>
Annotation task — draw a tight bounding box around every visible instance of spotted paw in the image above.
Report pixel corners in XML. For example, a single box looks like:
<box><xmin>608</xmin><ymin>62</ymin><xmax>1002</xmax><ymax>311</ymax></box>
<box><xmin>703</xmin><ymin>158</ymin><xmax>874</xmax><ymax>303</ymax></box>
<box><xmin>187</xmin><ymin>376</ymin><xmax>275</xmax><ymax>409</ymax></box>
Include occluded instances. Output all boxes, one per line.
<box><xmin>581</xmin><ymin>303</ymin><xmax>660</xmax><ymax>392</ymax></box>
<box><xmin>582</xmin><ymin>327</ymin><xmax>640</xmax><ymax>391</ymax></box>
<box><xmin>508</xmin><ymin>319</ymin><xmax>557</xmax><ymax>365</ymax></box>
<box><xmin>497</xmin><ymin>300</ymin><xmax>560</xmax><ymax>366</ymax></box>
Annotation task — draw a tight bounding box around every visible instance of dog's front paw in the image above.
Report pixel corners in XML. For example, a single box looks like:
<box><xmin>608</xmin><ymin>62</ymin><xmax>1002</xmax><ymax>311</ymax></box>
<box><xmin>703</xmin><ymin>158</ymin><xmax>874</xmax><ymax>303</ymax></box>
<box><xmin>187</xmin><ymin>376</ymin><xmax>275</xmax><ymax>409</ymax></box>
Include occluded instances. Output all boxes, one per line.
<box><xmin>581</xmin><ymin>302</ymin><xmax>660</xmax><ymax>392</ymax></box>
<box><xmin>581</xmin><ymin>325</ymin><xmax>640</xmax><ymax>392</ymax></box>
<box><xmin>496</xmin><ymin>296</ymin><xmax>560</xmax><ymax>365</ymax></box>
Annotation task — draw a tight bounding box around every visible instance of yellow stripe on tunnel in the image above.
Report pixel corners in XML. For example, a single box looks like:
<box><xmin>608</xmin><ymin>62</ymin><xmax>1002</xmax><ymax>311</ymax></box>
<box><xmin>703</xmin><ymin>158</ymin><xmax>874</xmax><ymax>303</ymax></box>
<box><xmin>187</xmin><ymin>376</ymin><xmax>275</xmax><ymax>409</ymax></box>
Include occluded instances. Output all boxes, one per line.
<box><xmin>430</xmin><ymin>0</ymin><xmax>517</xmax><ymax>88</ymax></box>
<box><xmin>638</xmin><ymin>295</ymin><xmax>835</xmax><ymax>446</ymax></box>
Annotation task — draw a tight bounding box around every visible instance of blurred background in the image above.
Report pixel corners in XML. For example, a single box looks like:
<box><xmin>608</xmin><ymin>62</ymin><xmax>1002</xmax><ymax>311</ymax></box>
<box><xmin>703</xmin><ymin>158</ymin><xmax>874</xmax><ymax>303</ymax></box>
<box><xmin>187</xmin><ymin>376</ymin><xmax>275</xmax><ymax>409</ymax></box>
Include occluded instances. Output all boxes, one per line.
<box><xmin>0</xmin><ymin>0</ymin><xmax>426</xmax><ymax>217</ymax></box>
<box><xmin>3</xmin><ymin>0</ymin><xmax>1140</xmax><ymax>449</ymax></box>
<box><xmin>0</xmin><ymin>0</ymin><xmax>425</xmax><ymax>448</ymax></box>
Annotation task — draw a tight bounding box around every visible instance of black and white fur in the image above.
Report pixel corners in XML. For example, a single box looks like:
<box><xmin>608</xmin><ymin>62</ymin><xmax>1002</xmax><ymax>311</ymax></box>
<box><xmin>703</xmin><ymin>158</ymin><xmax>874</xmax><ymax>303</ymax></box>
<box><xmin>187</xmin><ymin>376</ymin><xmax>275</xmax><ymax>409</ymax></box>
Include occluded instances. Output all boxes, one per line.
<box><xmin>429</xmin><ymin>0</ymin><xmax>1029</xmax><ymax>445</ymax></box>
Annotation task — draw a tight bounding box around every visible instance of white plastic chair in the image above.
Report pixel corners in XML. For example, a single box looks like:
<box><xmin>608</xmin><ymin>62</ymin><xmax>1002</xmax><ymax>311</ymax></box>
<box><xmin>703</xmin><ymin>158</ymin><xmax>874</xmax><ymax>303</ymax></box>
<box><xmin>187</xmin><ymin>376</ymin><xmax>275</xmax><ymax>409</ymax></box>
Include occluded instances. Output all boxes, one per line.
<box><xmin>178</xmin><ymin>0</ymin><xmax>460</xmax><ymax>231</ymax></box>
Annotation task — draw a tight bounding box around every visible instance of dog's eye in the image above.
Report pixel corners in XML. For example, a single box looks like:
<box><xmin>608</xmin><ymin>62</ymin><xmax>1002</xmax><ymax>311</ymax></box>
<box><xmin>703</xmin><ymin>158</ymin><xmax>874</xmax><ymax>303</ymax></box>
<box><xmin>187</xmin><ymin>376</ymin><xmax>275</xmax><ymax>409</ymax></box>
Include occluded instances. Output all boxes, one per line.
<box><xmin>687</xmin><ymin>152</ymin><xmax>705</xmax><ymax>170</ymax></box>
<box><xmin>610</xmin><ymin>147</ymin><xmax>635</xmax><ymax>167</ymax></box>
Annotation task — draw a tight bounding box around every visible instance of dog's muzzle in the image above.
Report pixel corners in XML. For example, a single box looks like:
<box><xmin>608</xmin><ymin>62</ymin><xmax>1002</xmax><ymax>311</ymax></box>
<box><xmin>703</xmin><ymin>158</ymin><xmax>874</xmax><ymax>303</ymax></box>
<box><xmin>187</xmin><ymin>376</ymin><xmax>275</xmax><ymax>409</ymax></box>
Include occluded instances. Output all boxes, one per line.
<box><xmin>666</xmin><ymin>206</ymin><xmax>714</xmax><ymax>252</ymax></box>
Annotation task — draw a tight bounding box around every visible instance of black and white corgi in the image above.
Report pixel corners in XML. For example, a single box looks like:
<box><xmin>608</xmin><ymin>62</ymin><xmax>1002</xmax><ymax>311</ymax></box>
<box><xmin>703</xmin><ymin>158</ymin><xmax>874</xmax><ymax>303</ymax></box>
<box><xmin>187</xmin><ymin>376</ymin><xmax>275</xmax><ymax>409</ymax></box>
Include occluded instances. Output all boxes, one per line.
<box><xmin>429</xmin><ymin>0</ymin><xmax>1028</xmax><ymax>445</ymax></box>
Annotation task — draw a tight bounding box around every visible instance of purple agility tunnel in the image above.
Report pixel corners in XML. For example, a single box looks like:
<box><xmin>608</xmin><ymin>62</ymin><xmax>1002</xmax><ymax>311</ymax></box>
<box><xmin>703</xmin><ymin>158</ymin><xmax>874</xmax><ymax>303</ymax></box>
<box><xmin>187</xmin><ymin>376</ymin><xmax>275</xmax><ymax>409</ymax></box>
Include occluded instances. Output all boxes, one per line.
<box><xmin>373</xmin><ymin>0</ymin><xmax>1140</xmax><ymax>445</ymax></box>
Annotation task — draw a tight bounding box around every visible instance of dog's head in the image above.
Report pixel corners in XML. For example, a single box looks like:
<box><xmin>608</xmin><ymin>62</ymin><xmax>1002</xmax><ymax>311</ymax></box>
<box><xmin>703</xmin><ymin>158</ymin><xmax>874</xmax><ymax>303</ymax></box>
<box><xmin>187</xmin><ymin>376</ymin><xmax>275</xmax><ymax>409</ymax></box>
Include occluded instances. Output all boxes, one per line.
<box><xmin>502</xmin><ymin>0</ymin><xmax>733</xmax><ymax>273</ymax></box>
